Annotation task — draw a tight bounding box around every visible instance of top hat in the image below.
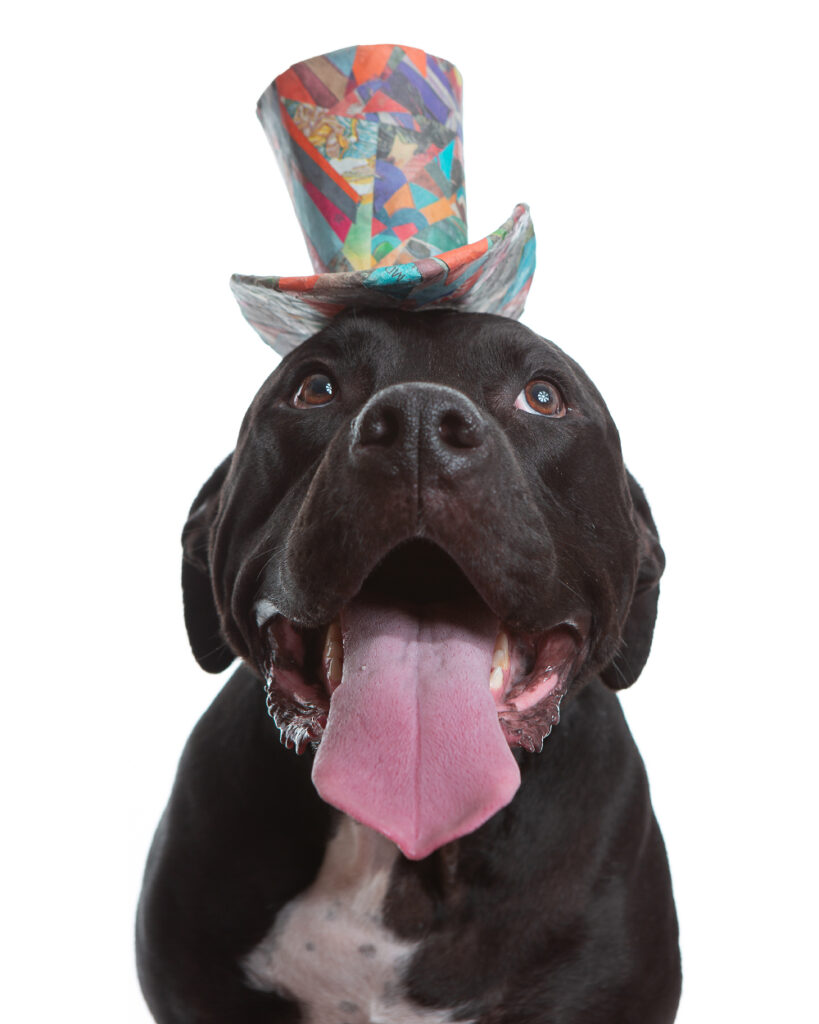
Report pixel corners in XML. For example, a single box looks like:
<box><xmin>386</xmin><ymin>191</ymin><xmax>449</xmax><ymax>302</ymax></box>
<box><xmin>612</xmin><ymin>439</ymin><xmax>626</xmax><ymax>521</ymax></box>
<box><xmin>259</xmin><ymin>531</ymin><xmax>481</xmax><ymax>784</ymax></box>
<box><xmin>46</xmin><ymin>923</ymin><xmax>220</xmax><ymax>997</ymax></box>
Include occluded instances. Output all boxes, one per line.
<box><xmin>230</xmin><ymin>44</ymin><xmax>536</xmax><ymax>355</ymax></box>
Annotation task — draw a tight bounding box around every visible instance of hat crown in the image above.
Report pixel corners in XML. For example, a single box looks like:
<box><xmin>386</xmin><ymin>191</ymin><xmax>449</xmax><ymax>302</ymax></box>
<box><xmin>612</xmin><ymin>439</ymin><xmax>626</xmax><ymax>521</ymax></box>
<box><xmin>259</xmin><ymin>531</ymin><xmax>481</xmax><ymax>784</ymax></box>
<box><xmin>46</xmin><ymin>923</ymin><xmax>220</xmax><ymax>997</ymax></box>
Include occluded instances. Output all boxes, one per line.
<box><xmin>260</xmin><ymin>44</ymin><xmax>467</xmax><ymax>274</ymax></box>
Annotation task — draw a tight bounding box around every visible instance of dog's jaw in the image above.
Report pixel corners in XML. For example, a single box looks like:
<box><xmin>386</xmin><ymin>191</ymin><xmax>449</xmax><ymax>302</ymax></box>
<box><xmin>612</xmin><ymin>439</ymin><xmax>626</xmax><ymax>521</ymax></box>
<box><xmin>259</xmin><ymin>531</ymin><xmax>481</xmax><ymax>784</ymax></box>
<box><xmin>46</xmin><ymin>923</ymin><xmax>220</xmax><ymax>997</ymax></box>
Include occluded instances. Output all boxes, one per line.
<box><xmin>261</xmin><ymin>613</ymin><xmax>579</xmax><ymax>753</ymax></box>
<box><xmin>255</xmin><ymin>546</ymin><xmax>586</xmax><ymax>859</ymax></box>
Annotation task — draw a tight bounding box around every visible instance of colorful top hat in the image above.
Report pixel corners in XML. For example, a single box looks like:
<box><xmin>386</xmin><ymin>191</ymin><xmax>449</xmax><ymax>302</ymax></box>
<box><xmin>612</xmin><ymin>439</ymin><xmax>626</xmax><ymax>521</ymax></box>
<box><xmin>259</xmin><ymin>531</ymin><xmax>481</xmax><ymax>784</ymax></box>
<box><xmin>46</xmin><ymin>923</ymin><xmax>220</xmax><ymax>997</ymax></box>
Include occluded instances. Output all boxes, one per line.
<box><xmin>230</xmin><ymin>44</ymin><xmax>536</xmax><ymax>355</ymax></box>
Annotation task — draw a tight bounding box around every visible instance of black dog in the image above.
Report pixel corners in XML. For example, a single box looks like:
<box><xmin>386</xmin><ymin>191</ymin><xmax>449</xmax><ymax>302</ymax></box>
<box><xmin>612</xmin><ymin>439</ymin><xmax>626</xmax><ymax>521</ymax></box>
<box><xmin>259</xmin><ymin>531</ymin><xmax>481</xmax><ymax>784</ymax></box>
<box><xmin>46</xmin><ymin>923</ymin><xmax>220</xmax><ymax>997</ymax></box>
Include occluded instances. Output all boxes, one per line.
<box><xmin>137</xmin><ymin>308</ymin><xmax>681</xmax><ymax>1023</ymax></box>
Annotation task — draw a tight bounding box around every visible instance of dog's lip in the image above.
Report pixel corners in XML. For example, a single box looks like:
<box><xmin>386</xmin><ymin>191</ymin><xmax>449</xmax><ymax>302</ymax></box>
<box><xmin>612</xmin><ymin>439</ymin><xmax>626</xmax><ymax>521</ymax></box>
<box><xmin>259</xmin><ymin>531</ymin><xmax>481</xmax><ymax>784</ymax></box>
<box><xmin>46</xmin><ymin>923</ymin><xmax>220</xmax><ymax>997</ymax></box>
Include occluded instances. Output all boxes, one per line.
<box><xmin>259</xmin><ymin>537</ymin><xmax>576</xmax><ymax>637</ymax></box>
<box><xmin>255</xmin><ymin>604</ymin><xmax>587</xmax><ymax>755</ymax></box>
<box><xmin>253</xmin><ymin>606</ymin><xmax>588</xmax><ymax>669</ymax></box>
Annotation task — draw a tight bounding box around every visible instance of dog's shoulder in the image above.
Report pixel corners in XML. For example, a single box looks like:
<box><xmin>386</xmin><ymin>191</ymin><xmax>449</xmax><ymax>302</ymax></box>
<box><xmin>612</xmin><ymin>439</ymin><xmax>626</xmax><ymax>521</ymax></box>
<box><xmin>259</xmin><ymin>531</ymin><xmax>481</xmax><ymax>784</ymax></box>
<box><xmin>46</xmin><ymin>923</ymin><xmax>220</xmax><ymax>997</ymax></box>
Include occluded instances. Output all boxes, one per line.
<box><xmin>136</xmin><ymin>666</ymin><xmax>332</xmax><ymax>1020</ymax></box>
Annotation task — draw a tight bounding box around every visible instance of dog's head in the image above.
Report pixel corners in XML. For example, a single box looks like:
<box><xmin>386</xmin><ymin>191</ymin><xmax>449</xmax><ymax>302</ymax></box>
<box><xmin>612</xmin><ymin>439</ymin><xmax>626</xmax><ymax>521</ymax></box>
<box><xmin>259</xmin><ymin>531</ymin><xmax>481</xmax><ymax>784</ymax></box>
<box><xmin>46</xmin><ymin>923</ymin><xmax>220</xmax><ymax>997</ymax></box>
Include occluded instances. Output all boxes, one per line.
<box><xmin>182</xmin><ymin>309</ymin><xmax>664</xmax><ymax>858</ymax></box>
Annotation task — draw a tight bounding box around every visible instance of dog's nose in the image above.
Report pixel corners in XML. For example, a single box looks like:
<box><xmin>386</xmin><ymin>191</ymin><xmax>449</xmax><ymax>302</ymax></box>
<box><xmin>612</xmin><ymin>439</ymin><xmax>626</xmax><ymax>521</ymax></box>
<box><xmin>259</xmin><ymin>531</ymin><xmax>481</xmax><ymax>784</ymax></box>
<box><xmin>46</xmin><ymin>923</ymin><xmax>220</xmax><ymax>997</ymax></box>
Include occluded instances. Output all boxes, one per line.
<box><xmin>352</xmin><ymin>383</ymin><xmax>488</xmax><ymax>475</ymax></box>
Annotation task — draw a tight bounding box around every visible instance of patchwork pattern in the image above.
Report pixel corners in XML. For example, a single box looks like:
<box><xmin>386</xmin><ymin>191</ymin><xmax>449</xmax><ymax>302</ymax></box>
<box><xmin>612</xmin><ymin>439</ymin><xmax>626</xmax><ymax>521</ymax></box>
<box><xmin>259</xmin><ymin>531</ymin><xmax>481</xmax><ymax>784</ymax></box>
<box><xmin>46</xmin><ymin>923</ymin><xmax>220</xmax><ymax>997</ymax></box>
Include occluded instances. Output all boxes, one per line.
<box><xmin>232</xmin><ymin>44</ymin><xmax>537</xmax><ymax>354</ymax></box>
<box><xmin>262</xmin><ymin>44</ymin><xmax>465</xmax><ymax>273</ymax></box>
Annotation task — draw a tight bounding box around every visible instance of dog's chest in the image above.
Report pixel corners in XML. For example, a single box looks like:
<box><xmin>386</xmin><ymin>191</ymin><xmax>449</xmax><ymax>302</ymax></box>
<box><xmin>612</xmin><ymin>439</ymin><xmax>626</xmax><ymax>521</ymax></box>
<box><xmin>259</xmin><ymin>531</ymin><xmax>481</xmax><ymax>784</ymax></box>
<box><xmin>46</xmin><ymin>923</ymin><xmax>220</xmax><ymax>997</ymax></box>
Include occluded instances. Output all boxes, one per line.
<box><xmin>243</xmin><ymin>816</ymin><xmax>468</xmax><ymax>1024</ymax></box>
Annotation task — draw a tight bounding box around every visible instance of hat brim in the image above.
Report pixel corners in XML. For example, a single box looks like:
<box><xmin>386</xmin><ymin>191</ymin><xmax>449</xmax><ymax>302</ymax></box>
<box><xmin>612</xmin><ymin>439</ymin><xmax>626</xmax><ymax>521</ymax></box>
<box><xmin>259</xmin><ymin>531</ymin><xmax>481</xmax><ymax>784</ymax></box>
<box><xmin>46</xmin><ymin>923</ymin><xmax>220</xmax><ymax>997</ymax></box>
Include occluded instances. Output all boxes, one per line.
<box><xmin>230</xmin><ymin>204</ymin><xmax>535</xmax><ymax>355</ymax></box>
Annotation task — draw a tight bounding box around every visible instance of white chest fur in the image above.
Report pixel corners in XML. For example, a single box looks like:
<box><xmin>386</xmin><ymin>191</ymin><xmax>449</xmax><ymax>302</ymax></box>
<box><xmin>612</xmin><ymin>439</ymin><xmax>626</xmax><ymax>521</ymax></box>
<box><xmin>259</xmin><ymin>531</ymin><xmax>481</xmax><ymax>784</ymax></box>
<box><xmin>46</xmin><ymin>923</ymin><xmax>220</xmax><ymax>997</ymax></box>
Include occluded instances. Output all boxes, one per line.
<box><xmin>243</xmin><ymin>816</ymin><xmax>470</xmax><ymax>1024</ymax></box>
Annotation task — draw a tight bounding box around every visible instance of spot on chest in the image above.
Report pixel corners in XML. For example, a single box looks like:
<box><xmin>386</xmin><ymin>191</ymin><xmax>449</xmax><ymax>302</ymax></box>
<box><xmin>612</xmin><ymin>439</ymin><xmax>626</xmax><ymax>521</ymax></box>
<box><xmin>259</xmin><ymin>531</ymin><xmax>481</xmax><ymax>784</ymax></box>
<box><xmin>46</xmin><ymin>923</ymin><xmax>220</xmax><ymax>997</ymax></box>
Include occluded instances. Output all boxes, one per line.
<box><xmin>243</xmin><ymin>817</ymin><xmax>468</xmax><ymax>1024</ymax></box>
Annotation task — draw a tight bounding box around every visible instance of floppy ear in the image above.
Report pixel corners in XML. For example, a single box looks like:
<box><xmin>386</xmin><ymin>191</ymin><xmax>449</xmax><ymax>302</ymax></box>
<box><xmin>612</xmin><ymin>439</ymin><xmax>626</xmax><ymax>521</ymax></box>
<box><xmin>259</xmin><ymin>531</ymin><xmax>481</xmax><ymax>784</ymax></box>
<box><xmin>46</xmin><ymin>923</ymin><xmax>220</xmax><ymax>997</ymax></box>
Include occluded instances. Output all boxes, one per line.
<box><xmin>181</xmin><ymin>456</ymin><xmax>236</xmax><ymax>673</ymax></box>
<box><xmin>600</xmin><ymin>472</ymin><xmax>665</xmax><ymax>691</ymax></box>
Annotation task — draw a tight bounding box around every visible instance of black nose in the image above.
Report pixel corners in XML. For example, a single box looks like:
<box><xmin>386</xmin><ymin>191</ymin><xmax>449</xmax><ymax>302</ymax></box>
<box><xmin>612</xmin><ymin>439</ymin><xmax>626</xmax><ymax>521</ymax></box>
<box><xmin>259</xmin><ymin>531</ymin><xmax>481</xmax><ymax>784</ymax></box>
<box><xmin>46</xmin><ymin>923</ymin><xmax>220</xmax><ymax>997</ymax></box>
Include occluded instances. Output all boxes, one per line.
<box><xmin>352</xmin><ymin>383</ymin><xmax>488</xmax><ymax>476</ymax></box>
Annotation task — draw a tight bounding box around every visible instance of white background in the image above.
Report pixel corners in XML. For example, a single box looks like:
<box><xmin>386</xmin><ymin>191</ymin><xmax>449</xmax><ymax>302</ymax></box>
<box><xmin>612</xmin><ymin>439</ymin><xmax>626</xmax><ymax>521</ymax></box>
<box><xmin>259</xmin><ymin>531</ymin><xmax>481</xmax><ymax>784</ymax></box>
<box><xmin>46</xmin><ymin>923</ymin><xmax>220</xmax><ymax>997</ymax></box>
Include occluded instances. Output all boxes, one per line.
<box><xmin>2</xmin><ymin>1</ymin><xmax>817</xmax><ymax>1020</ymax></box>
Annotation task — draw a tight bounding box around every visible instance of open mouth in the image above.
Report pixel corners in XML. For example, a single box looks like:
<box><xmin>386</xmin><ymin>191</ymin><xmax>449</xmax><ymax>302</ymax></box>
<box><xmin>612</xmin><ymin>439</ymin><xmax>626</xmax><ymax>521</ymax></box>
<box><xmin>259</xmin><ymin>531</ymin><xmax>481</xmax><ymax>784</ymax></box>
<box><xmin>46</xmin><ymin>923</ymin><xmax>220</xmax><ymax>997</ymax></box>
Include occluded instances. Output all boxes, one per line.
<box><xmin>257</xmin><ymin>540</ymin><xmax>586</xmax><ymax>858</ymax></box>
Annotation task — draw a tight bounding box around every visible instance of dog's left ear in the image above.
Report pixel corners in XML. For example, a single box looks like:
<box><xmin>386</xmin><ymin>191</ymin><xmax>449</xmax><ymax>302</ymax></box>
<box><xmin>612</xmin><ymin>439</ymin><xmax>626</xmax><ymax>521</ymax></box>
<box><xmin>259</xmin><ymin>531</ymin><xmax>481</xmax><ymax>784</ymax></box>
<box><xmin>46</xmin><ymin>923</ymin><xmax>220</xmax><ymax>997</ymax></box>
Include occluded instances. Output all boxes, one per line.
<box><xmin>601</xmin><ymin>472</ymin><xmax>665</xmax><ymax>691</ymax></box>
<box><xmin>181</xmin><ymin>456</ymin><xmax>236</xmax><ymax>674</ymax></box>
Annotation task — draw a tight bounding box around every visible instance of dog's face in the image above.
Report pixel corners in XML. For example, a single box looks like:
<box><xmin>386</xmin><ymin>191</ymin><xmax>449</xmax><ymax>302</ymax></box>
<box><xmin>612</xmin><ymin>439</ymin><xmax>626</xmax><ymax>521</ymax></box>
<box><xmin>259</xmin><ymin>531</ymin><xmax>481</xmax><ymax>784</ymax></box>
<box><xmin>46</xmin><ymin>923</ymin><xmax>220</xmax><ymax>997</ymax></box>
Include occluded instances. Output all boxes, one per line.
<box><xmin>183</xmin><ymin>309</ymin><xmax>663</xmax><ymax>858</ymax></box>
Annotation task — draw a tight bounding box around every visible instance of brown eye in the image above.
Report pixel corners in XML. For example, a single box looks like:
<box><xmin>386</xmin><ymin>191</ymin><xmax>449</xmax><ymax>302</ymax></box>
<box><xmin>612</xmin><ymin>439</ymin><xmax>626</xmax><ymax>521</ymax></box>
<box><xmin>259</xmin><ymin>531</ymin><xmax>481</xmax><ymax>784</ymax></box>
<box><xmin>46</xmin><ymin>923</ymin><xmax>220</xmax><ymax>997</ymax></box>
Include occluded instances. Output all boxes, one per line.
<box><xmin>514</xmin><ymin>379</ymin><xmax>566</xmax><ymax>417</ymax></box>
<box><xmin>292</xmin><ymin>373</ymin><xmax>336</xmax><ymax>408</ymax></box>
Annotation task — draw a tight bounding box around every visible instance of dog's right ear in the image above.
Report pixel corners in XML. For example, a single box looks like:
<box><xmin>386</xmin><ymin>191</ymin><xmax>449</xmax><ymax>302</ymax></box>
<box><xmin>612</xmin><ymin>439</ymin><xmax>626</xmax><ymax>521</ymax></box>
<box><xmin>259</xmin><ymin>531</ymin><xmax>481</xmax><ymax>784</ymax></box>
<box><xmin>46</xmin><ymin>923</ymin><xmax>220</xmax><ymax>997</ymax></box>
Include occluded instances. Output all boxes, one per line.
<box><xmin>181</xmin><ymin>456</ymin><xmax>236</xmax><ymax>673</ymax></box>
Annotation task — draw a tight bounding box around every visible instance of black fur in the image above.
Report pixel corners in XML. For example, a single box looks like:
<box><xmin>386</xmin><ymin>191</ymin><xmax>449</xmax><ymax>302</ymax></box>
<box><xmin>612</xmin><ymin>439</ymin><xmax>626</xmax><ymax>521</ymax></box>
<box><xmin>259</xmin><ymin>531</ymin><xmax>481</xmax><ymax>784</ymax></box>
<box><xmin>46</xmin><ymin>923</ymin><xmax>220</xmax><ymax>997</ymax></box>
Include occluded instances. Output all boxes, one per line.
<box><xmin>137</xmin><ymin>309</ymin><xmax>680</xmax><ymax>1022</ymax></box>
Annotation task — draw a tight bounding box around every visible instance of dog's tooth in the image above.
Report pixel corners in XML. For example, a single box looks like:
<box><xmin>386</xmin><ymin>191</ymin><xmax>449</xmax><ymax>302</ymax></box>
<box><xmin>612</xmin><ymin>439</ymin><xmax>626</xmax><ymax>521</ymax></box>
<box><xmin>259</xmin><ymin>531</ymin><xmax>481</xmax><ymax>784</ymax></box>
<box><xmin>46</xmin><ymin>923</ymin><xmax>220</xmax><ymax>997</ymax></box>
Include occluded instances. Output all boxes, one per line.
<box><xmin>324</xmin><ymin>621</ymin><xmax>343</xmax><ymax>689</ymax></box>
<box><xmin>489</xmin><ymin>666</ymin><xmax>504</xmax><ymax>693</ymax></box>
<box><xmin>492</xmin><ymin>631</ymin><xmax>510</xmax><ymax>670</ymax></box>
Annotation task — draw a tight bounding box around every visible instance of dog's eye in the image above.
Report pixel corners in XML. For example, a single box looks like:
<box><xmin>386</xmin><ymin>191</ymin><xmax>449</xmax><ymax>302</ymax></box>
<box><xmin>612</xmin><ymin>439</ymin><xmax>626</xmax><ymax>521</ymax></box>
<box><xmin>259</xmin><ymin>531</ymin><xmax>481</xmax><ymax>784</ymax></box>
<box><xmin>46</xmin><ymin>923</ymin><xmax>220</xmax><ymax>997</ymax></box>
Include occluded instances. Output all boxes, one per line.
<box><xmin>514</xmin><ymin>380</ymin><xmax>566</xmax><ymax>417</ymax></box>
<box><xmin>292</xmin><ymin>373</ymin><xmax>337</xmax><ymax>408</ymax></box>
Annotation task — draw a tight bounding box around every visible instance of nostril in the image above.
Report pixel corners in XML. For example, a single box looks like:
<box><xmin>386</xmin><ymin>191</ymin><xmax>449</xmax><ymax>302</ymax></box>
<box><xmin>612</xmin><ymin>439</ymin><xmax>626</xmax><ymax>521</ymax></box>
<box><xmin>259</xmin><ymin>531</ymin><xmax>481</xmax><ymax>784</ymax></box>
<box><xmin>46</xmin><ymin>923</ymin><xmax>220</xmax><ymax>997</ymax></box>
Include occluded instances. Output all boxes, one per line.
<box><xmin>357</xmin><ymin>406</ymin><xmax>401</xmax><ymax>447</ymax></box>
<box><xmin>438</xmin><ymin>410</ymin><xmax>484</xmax><ymax>449</ymax></box>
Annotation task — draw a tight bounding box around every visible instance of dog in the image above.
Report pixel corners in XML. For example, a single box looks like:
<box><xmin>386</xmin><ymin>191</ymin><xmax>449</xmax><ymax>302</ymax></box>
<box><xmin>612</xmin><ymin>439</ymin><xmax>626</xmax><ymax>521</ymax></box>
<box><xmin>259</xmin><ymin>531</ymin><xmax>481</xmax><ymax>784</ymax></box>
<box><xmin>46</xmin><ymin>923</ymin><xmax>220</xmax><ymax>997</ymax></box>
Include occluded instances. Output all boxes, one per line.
<box><xmin>137</xmin><ymin>307</ymin><xmax>681</xmax><ymax>1023</ymax></box>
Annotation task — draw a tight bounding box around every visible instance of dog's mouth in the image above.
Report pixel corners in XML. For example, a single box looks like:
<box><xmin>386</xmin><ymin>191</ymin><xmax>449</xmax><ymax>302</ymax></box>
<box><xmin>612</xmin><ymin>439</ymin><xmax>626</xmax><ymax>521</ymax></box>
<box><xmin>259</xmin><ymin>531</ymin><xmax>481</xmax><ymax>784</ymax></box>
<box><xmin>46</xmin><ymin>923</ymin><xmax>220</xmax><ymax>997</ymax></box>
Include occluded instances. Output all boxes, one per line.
<box><xmin>257</xmin><ymin>540</ymin><xmax>586</xmax><ymax>859</ymax></box>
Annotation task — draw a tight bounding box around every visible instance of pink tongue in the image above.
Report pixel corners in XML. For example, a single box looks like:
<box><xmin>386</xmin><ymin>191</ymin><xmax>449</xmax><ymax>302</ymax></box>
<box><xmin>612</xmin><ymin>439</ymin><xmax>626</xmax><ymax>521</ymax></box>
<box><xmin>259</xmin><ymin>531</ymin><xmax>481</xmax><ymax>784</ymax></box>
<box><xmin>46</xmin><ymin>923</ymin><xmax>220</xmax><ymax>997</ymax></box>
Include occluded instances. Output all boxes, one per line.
<box><xmin>311</xmin><ymin>596</ymin><xmax>521</xmax><ymax>860</ymax></box>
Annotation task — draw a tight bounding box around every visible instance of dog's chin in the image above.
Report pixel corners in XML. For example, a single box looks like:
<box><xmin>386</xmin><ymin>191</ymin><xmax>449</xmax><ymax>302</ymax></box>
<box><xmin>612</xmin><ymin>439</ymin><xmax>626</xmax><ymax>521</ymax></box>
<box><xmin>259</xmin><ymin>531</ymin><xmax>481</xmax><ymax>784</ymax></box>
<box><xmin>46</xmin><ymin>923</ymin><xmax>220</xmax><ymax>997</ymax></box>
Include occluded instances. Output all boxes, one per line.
<box><xmin>251</xmin><ymin>541</ymin><xmax>587</xmax><ymax>858</ymax></box>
